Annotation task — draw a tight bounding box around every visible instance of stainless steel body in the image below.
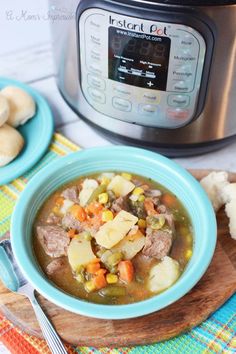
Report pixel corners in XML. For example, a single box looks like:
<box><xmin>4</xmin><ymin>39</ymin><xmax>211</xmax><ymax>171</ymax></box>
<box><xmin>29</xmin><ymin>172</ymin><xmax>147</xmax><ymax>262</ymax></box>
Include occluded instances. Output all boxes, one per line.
<box><xmin>50</xmin><ymin>0</ymin><xmax>236</xmax><ymax>156</ymax></box>
<box><xmin>0</xmin><ymin>239</ymin><xmax>67</xmax><ymax>354</ymax></box>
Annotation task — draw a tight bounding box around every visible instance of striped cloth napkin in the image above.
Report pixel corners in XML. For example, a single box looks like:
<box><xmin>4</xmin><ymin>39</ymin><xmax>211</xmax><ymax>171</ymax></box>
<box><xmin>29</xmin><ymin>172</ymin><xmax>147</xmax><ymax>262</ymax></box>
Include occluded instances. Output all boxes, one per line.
<box><xmin>0</xmin><ymin>133</ymin><xmax>235</xmax><ymax>354</ymax></box>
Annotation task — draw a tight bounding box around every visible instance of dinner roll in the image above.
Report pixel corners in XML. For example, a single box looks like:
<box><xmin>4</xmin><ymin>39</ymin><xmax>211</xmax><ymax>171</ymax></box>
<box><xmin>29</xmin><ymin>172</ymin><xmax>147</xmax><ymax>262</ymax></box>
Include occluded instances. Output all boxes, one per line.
<box><xmin>0</xmin><ymin>124</ymin><xmax>24</xmax><ymax>167</ymax></box>
<box><xmin>0</xmin><ymin>94</ymin><xmax>10</xmax><ymax>126</ymax></box>
<box><xmin>1</xmin><ymin>86</ymin><xmax>35</xmax><ymax>127</ymax></box>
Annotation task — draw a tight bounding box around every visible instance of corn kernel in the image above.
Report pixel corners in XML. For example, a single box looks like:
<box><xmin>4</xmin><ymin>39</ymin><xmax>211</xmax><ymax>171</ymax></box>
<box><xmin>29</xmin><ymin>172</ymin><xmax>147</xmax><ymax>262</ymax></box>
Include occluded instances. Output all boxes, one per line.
<box><xmin>98</xmin><ymin>192</ymin><xmax>109</xmax><ymax>204</ymax></box>
<box><xmin>85</xmin><ymin>280</ymin><xmax>96</xmax><ymax>293</ymax></box>
<box><xmin>106</xmin><ymin>273</ymin><xmax>118</xmax><ymax>284</ymax></box>
<box><xmin>185</xmin><ymin>249</ymin><xmax>193</xmax><ymax>260</ymax></box>
<box><xmin>133</xmin><ymin>187</ymin><xmax>144</xmax><ymax>196</ymax></box>
<box><xmin>102</xmin><ymin>210</ymin><xmax>114</xmax><ymax>222</ymax></box>
<box><xmin>138</xmin><ymin>219</ymin><xmax>147</xmax><ymax>228</ymax></box>
<box><xmin>121</xmin><ymin>172</ymin><xmax>132</xmax><ymax>181</ymax></box>
<box><xmin>52</xmin><ymin>206</ymin><xmax>59</xmax><ymax>213</ymax></box>
<box><xmin>138</xmin><ymin>195</ymin><xmax>145</xmax><ymax>202</ymax></box>
<box><xmin>100</xmin><ymin>177</ymin><xmax>110</xmax><ymax>186</ymax></box>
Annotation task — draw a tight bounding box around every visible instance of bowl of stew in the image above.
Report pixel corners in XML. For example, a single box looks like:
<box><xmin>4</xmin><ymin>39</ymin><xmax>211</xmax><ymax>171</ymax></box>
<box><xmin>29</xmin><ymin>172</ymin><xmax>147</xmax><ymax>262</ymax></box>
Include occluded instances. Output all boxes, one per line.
<box><xmin>11</xmin><ymin>146</ymin><xmax>216</xmax><ymax>319</ymax></box>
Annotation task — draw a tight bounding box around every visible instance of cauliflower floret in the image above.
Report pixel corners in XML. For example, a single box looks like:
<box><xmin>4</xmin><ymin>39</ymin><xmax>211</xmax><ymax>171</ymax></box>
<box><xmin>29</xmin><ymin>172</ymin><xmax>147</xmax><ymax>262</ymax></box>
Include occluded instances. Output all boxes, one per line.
<box><xmin>200</xmin><ymin>171</ymin><xmax>229</xmax><ymax>211</ymax></box>
<box><xmin>225</xmin><ymin>199</ymin><xmax>236</xmax><ymax>240</ymax></box>
<box><xmin>221</xmin><ymin>183</ymin><xmax>236</xmax><ymax>204</ymax></box>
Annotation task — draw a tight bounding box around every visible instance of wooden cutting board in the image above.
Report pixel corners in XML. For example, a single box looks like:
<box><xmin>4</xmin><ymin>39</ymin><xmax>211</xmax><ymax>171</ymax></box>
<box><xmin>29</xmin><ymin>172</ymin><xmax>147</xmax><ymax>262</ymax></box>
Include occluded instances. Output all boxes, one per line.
<box><xmin>0</xmin><ymin>169</ymin><xmax>236</xmax><ymax>347</ymax></box>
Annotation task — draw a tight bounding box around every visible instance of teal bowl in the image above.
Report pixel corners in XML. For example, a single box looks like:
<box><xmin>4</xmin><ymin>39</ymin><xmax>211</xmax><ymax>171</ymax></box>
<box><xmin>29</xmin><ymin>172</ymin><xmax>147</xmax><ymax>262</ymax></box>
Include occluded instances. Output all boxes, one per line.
<box><xmin>11</xmin><ymin>146</ymin><xmax>217</xmax><ymax>319</ymax></box>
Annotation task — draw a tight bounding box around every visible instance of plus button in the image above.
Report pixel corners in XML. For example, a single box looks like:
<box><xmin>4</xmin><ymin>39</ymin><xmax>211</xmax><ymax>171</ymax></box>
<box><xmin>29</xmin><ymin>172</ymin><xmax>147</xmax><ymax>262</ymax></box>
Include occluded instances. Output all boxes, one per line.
<box><xmin>147</xmin><ymin>81</ymin><xmax>154</xmax><ymax>87</ymax></box>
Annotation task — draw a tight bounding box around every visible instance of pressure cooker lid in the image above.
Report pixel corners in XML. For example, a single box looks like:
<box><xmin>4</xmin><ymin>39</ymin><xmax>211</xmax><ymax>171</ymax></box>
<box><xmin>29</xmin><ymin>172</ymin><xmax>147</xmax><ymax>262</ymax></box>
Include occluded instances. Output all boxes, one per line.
<box><xmin>114</xmin><ymin>0</ymin><xmax>236</xmax><ymax>5</ymax></box>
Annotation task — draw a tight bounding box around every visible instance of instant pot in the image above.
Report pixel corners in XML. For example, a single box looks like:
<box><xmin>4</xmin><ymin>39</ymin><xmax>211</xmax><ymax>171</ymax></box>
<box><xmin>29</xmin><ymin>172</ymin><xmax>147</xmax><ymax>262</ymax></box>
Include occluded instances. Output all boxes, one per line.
<box><xmin>50</xmin><ymin>0</ymin><xmax>236</xmax><ymax>156</ymax></box>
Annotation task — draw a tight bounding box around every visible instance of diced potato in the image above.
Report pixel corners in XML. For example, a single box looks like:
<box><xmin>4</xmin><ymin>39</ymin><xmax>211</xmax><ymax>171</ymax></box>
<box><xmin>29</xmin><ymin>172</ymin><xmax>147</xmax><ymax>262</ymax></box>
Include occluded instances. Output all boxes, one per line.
<box><xmin>107</xmin><ymin>175</ymin><xmax>135</xmax><ymax>197</ymax></box>
<box><xmin>79</xmin><ymin>179</ymin><xmax>98</xmax><ymax>206</ymax></box>
<box><xmin>68</xmin><ymin>235</ymin><xmax>96</xmax><ymax>271</ymax></box>
<box><xmin>112</xmin><ymin>229</ymin><xmax>145</xmax><ymax>260</ymax></box>
<box><xmin>148</xmin><ymin>256</ymin><xmax>180</xmax><ymax>293</ymax></box>
<box><xmin>94</xmin><ymin>210</ymin><xmax>138</xmax><ymax>249</ymax></box>
<box><xmin>60</xmin><ymin>199</ymin><xmax>74</xmax><ymax>215</ymax></box>
<box><xmin>98</xmin><ymin>172</ymin><xmax>115</xmax><ymax>181</ymax></box>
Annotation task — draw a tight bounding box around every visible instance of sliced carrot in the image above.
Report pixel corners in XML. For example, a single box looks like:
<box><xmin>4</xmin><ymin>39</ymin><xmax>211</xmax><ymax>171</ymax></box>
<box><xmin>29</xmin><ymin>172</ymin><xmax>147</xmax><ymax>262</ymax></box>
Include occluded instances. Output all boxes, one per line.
<box><xmin>86</xmin><ymin>202</ymin><xmax>103</xmax><ymax>215</ymax></box>
<box><xmin>86</xmin><ymin>212</ymin><xmax>104</xmax><ymax>229</ymax></box>
<box><xmin>93</xmin><ymin>273</ymin><xmax>107</xmax><ymax>289</ymax></box>
<box><xmin>95</xmin><ymin>268</ymin><xmax>107</xmax><ymax>276</ymax></box>
<box><xmin>55</xmin><ymin>197</ymin><xmax>64</xmax><ymax>206</ymax></box>
<box><xmin>144</xmin><ymin>198</ymin><xmax>157</xmax><ymax>216</ymax></box>
<box><xmin>67</xmin><ymin>229</ymin><xmax>76</xmax><ymax>238</ymax></box>
<box><xmin>161</xmin><ymin>193</ymin><xmax>177</xmax><ymax>208</ymax></box>
<box><xmin>86</xmin><ymin>262</ymin><xmax>101</xmax><ymax>274</ymax></box>
<box><xmin>70</xmin><ymin>204</ymin><xmax>87</xmax><ymax>222</ymax></box>
<box><xmin>118</xmin><ymin>260</ymin><xmax>134</xmax><ymax>284</ymax></box>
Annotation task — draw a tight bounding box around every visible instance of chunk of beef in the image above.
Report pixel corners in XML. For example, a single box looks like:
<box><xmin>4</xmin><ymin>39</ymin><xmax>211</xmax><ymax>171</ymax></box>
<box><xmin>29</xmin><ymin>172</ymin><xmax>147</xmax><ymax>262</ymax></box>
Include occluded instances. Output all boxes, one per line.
<box><xmin>142</xmin><ymin>228</ymin><xmax>173</xmax><ymax>259</ymax></box>
<box><xmin>163</xmin><ymin>213</ymin><xmax>175</xmax><ymax>233</ymax></box>
<box><xmin>37</xmin><ymin>225</ymin><xmax>70</xmax><ymax>258</ymax></box>
<box><xmin>111</xmin><ymin>197</ymin><xmax>127</xmax><ymax>213</ymax></box>
<box><xmin>46</xmin><ymin>258</ymin><xmax>67</xmax><ymax>276</ymax></box>
<box><xmin>61</xmin><ymin>186</ymin><xmax>79</xmax><ymax>203</ymax></box>
<box><xmin>131</xmin><ymin>178</ymin><xmax>143</xmax><ymax>187</ymax></box>
<box><xmin>157</xmin><ymin>204</ymin><xmax>167</xmax><ymax>214</ymax></box>
<box><xmin>61</xmin><ymin>213</ymin><xmax>82</xmax><ymax>232</ymax></box>
<box><xmin>46</xmin><ymin>213</ymin><xmax>61</xmax><ymax>225</ymax></box>
<box><xmin>145</xmin><ymin>189</ymin><xmax>162</xmax><ymax>198</ymax></box>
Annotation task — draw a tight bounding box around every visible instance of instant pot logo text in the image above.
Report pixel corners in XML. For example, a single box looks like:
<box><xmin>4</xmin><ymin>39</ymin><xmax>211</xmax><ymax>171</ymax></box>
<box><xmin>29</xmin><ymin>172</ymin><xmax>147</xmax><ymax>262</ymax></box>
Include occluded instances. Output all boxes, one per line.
<box><xmin>109</xmin><ymin>16</ymin><xmax>167</xmax><ymax>36</ymax></box>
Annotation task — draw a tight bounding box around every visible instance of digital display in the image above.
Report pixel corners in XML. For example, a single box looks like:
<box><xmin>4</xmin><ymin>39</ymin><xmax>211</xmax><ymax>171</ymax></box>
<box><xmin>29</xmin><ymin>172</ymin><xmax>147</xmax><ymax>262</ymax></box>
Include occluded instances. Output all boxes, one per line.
<box><xmin>108</xmin><ymin>27</ymin><xmax>171</xmax><ymax>91</ymax></box>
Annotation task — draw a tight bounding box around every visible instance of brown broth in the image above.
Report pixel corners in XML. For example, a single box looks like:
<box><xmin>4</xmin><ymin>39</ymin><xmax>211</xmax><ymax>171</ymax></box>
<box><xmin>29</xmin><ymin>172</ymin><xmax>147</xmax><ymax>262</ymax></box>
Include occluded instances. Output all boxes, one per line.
<box><xmin>33</xmin><ymin>172</ymin><xmax>193</xmax><ymax>305</ymax></box>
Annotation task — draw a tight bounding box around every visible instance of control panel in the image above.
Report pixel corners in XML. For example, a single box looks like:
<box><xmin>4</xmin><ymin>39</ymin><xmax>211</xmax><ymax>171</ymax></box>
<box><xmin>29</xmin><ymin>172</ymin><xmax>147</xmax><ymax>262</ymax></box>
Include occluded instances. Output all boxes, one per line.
<box><xmin>79</xmin><ymin>8</ymin><xmax>206</xmax><ymax>128</ymax></box>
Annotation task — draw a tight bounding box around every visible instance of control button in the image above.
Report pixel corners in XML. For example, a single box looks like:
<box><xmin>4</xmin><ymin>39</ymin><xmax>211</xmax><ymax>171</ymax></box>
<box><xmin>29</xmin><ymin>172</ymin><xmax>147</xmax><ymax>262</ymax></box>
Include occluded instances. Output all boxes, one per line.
<box><xmin>87</xmin><ymin>62</ymin><xmax>103</xmax><ymax>75</ymax></box>
<box><xmin>143</xmin><ymin>92</ymin><xmax>160</xmax><ymax>103</ymax></box>
<box><xmin>87</xmin><ymin>74</ymin><xmax>105</xmax><ymax>90</ymax></box>
<box><xmin>112</xmin><ymin>97</ymin><xmax>132</xmax><ymax>112</ymax></box>
<box><xmin>113</xmin><ymin>85</ymin><xmax>132</xmax><ymax>97</ymax></box>
<box><xmin>90</xmin><ymin>47</ymin><xmax>102</xmax><ymax>61</ymax></box>
<box><xmin>172</xmin><ymin>65</ymin><xmax>193</xmax><ymax>80</ymax></box>
<box><xmin>139</xmin><ymin>104</ymin><xmax>158</xmax><ymax>115</ymax></box>
<box><xmin>147</xmin><ymin>81</ymin><xmax>154</xmax><ymax>87</ymax></box>
<box><xmin>89</xmin><ymin>33</ymin><xmax>102</xmax><ymax>46</ymax></box>
<box><xmin>168</xmin><ymin>95</ymin><xmax>190</xmax><ymax>108</ymax></box>
<box><xmin>88</xmin><ymin>87</ymin><xmax>105</xmax><ymax>104</ymax></box>
<box><xmin>180</xmin><ymin>35</ymin><xmax>194</xmax><ymax>48</ymax></box>
<box><xmin>173</xmin><ymin>53</ymin><xmax>197</xmax><ymax>63</ymax></box>
<box><xmin>166</xmin><ymin>108</ymin><xmax>190</xmax><ymax>120</ymax></box>
<box><xmin>86</xmin><ymin>15</ymin><xmax>104</xmax><ymax>32</ymax></box>
<box><xmin>172</xmin><ymin>81</ymin><xmax>192</xmax><ymax>92</ymax></box>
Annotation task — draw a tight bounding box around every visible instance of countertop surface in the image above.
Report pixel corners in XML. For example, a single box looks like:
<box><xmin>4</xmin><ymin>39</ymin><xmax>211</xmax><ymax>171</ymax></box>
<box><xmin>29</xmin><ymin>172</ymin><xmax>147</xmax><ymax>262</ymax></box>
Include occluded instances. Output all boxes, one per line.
<box><xmin>0</xmin><ymin>1</ymin><xmax>235</xmax><ymax>353</ymax></box>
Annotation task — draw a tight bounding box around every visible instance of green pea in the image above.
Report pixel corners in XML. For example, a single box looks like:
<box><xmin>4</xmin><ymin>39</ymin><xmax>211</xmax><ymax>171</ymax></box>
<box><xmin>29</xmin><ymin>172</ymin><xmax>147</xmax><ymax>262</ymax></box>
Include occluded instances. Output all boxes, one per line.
<box><xmin>87</xmin><ymin>184</ymin><xmax>106</xmax><ymax>204</ymax></box>
<box><xmin>99</xmin><ymin>286</ymin><xmax>126</xmax><ymax>297</ymax></box>
<box><xmin>147</xmin><ymin>215</ymin><xmax>165</xmax><ymax>230</ymax></box>
<box><xmin>75</xmin><ymin>274</ymin><xmax>84</xmax><ymax>283</ymax></box>
<box><xmin>107</xmin><ymin>252</ymin><xmax>123</xmax><ymax>266</ymax></box>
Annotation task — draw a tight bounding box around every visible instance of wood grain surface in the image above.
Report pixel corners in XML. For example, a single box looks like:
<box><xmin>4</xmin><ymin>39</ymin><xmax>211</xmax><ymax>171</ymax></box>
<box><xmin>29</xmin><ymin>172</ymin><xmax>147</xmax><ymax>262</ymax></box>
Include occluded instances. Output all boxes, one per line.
<box><xmin>0</xmin><ymin>170</ymin><xmax>235</xmax><ymax>347</ymax></box>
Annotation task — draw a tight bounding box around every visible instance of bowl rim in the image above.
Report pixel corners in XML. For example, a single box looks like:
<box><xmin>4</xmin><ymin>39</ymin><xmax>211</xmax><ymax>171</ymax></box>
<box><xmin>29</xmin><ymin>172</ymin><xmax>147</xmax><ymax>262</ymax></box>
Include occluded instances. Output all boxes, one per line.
<box><xmin>11</xmin><ymin>146</ymin><xmax>217</xmax><ymax>319</ymax></box>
